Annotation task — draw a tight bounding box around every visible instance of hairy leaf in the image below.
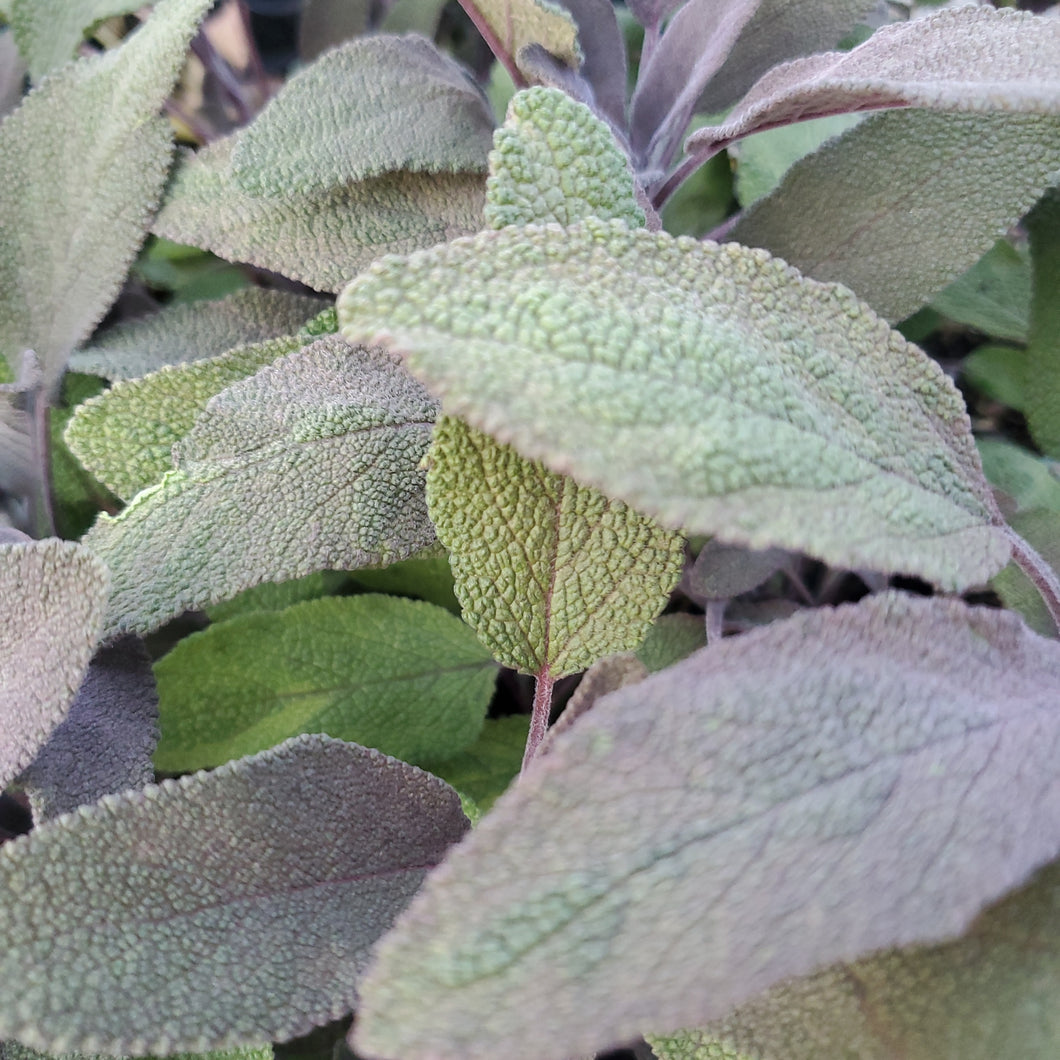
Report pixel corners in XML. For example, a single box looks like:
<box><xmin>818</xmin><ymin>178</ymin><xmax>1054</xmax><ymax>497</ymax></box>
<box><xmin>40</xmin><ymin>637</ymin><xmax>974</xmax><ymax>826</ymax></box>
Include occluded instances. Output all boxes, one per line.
<box><xmin>66</xmin><ymin>334</ymin><xmax>305</xmax><ymax>501</ymax></box>
<box><xmin>687</xmin><ymin>8</ymin><xmax>1060</xmax><ymax>161</ymax></box>
<box><xmin>83</xmin><ymin>337</ymin><xmax>438</xmax><ymax>636</ymax></box>
<box><xmin>231</xmin><ymin>36</ymin><xmax>494</xmax><ymax>196</ymax></box>
<box><xmin>338</xmin><ymin>219</ymin><xmax>1009</xmax><ymax>590</ymax></box>
<box><xmin>0</xmin><ymin>539</ymin><xmax>108</xmax><ymax>789</ymax></box>
<box><xmin>0</xmin><ymin>734</ymin><xmax>469</xmax><ymax>1054</ymax></box>
<box><xmin>19</xmin><ymin>637</ymin><xmax>158</xmax><ymax>821</ymax></box>
<box><xmin>549</xmin><ymin>0</ymin><xmax>626</xmax><ymax>127</ymax></box>
<box><xmin>154</xmin><ymin>594</ymin><xmax>497</xmax><ymax>771</ymax></box>
<box><xmin>731</xmin><ymin>109</ymin><xmax>1060</xmax><ymax>323</ymax></box>
<box><xmin>0</xmin><ymin>0</ymin><xmax>213</xmax><ymax>388</ymax></box>
<box><xmin>0</xmin><ymin>1045</ymin><xmax>273</xmax><ymax>1060</ymax></box>
<box><xmin>70</xmin><ymin>288</ymin><xmax>324</xmax><ymax>381</ymax></box>
<box><xmin>10</xmin><ymin>0</ymin><xmax>144</xmax><ymax>80</ymax></box>
<box><xmin>0</xmin><ymin>353</ymin><xmax>37</xmax><ymax>504</ymax></box>
<box><xmin>1026</xmin><ymin>189</ymin><xmax>1060</xmax><ymax>459</ymax></box>
<box><xmin>467</xmin><ymin>0</ymin><xmax>580</xmax><ymax>76</ymax></box>
<box><xmin>350</xmin><ymin>593</ymin><xmax>1060</xmax><ymax>1060</ymax></box>
<box><xmin>687</xmin><ymin>541</ymin><xmax>787</xmax><ymax>601</ymax></box>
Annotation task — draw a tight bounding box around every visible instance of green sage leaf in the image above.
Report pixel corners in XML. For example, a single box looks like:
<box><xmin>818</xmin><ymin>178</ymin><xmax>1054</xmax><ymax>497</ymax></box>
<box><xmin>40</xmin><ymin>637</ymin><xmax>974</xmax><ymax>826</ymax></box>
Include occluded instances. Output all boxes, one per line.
<box><xmin>468</xmin><ymin>0</ymin><xmax>580</xmax><ymax>76</ymax></box>
<box><xmin>1026</xmin><ymin>188</ymin><xmax>1060</xmax><ymax>459</ymax></box>
<box><xmin>338</xmin><ymin>219</ymin><xmax>1009</xmax><ymax>590</ymax></box>
<box><xmin>0</xmin><ymin>733</ymin><xmax>468</xmax><ymax>1054</ymax></box>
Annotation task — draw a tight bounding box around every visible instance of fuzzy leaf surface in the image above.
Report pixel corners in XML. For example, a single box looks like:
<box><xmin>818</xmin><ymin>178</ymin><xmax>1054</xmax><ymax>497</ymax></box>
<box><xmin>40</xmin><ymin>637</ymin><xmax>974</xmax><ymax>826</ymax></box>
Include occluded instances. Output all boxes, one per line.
<box><xmin>66</xmin><ymin>334</ymin><xmax>305</xmax><ymax>501</ymax></box>
<box><xmin>83</xmin><ymin>337</ymin><xmax>438</xmax><ymax>636</ymax></box>
<box><xmin>338</xmin><ymin>219</ymin><xmax>1008</xmax><ymax>590</ymax></box>
<box><xmin>0</xmin><ymin>539</ymin><xmax>108</xmax><ymax>790</ymax></box>
<box><xmin>154</xmin><ymin>594</ymin><xmax>496</xmax><ymax>771</ymax></box>
<box><xmin>547</xmin><ymin>0</ymin><xmax>626</xmax><ymax>126</ymax></box>
<box><xmin>351</xmin><ymin>593</ymin><xmax>1060</xmax><ymax>1060</ymax></box>
<box><xmin>0</xmin><ymin>0</ymin><xmax>212</xmax><ymax>387</ymax></box>
<box><xmin>0</xmin><ymin>733</ymin><xmax>469</xmax><ymax>1054</ymax></box>
<box><xmin>731</xmin><ymin>108</ymin><xmax>1060</xmax><ymax>323</ymax></box>
<box><xmin>230</xmin><ymin>35</ymin><xmax>494</xmax><ymax>196</ymax></box>
<box><xmin>688</xmin><ymin>8</ymin><xmax>1060</xmax><ymax>160</ymax></box>
<box><xmin>0</xmin><ymin>1045</ymin><xmax>272</xmax><ymax>1060</ymax></box>
<box><xmin>1026</xmin><ymin>189</ymin><xmax>1060</xmax><ymax>459</ymax></box>
<box><xmin>469</xmin><ymin>0</ymin><xmax>580</xmax><ymax>75</ymax></box>
<box><xmin>19</xmin><ymin>637</ymin><xmax>159</xmax><ymax>821</ymax></box>
<box><xmin>70</xmin><ymin>289</ymin><xmax>324</xmax><ymax>381</ymax></box>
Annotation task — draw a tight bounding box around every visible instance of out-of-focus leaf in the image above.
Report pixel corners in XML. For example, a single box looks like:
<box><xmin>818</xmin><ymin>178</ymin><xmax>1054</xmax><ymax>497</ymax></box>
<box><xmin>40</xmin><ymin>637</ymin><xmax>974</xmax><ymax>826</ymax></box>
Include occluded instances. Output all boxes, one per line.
<box><xmin>349</xmin><ymin>555</ymin><xmax>460</xmax><ymax>614</ymax></box>
<box><xmin>688</xmin><ymin>8</ymin><xmax>1060</xmax><ymax>162</ymax></box>
<box><xmin>549</xmin><ymin>0</ymin><xmax>626</xmax><ymax>127</ymax></box>
<box><xmin>467</xmin><ymin>0</ymin><xmax>580</xmax><ymax>76</ymax></box>
<box><xmin>83</xmin><ymin>336</ymin><xmax>439</xmax><ymax>636</ymax></box>
<box><xmin>962</xmin><ymin>345</ymin><xmax>1027</xmax><ymax>413</ymax></box>
<box><xmin>991</xmin><ymin>508</ymin><xmax>1060</xmax><ymax>638</ymax></box>
<box><xmin>19</xmin><ymin>636</ymin><xmax>159</xmax><ymax>821</ymax></box>
<box><xmin>731</xmin><ymin>109</ymin><xmax>1060</xmax><ymax>323</ymax></box>
<box><xmin>154</xmin><ymin>594</ymin><xmax>497</xmax><ymax>771</ymax></box>
<box><xmin>0</xmin><ymin>30</ymin><xmax>27</xmax><ymax>119</ymax></box>
<box><xmin>205</xmin><ymin>571</ymin><xmax>346</xmax><ymax>624</ymax></box>
<box><xmin>231</xmin><ymin>36</ymin><xmax>494</xmax><ymax>196</ymax></box>
<box><xmin>11</xmin><ymin>0</ymin><xmax>144</xmax><ymax>80</ymax></box>
<box><xmin>687</xmin><ymin>540</ymin><xmax>787</xmax><ymax>601</ymax></box>
<box><xmin>0</xmin><ymin>539</ymin><xmax>108</xmax><ymax>789</ymax></box>
<box><xmin>647</xmin><ymin>857</ymin><xmax>1060</xmax><ymax>1060</ymax></box>
<box><xmin>381</xmin><ymin>0</ymin><xmax>449</xmax><ymax>37</ymax></box>
<box><xmin>932</xmin><ymin>239</ymin><xmax>1031</xmax><ymax>344</ymax></box>
<box><xmin>636</xmin><ymin>612</ymin><xmax>706</xmax><ymax>673</ymax></box>
<box><xmin>0</xmin><ymin>1045</ymin><xmax>273</xmax><ymax>1060</ymax></box>
<box><xmin>0</xmin><ymin>0</ymin><xmax>213</xmax><ymax>389</ymax></box>
<box><xmin>350</xmin><ymin>593</ymin><xmax>1060</xmax><ymax>1060</ymax></box>
<box><xmin>66</xmin><ymin>334</ymin><xmax>305</xmax><ymax>501</ymax></box>
<box><xmin>298</xmin><ymin>0</ymin><xmax>370</xmax><ymax>62</ymax></box>
<box><xmin>976</xmin><ymin>437</ymin><xmax>1060</xmax><ymax>516</ymax></box>
<box><xmin>338</xmin><ymin>219</ymin><xmax>1010</xmax><ymax>591</ymax></box>
<box><xmin>132</xmin><ymin>237</ymin><xmax>250</xmax><ymax>302</ymax></box>
<box><xmin>659</xmin><ymin>148</ymin><xmax>734</xmax><ymax>238</ymax></box>
<box><xmin>0</xmin><ymin>351</ymin><xmax>38</xmax><ymax>506</ymax></box>
<box><xmin>70</xmin><ymin>288</ymin><xmax>324</xmax><ymax>381</ymax></box>
<box><xmin>1026</xmin><ymin>188</ymin><xmax>1060</xmax><ymax>459</ymax></box>
<box><xmin>0</xmin><ymin>733</ymin><xmax>469</xmax><ymax>1054</ymax></box>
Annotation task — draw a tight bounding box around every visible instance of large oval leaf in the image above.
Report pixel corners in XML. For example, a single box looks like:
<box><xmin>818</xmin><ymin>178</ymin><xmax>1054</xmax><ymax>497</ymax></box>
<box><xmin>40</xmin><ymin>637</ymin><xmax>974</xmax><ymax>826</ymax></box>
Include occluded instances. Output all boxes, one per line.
<box><xmin>350</xmin><ymin>593</ymin><xmax>1060</xmax><ymax>1060</ymax></box>
<box><xmin>338</xmin><ymin>219</ymin><xmax>1009</xmax><ymax>590</ymax></box>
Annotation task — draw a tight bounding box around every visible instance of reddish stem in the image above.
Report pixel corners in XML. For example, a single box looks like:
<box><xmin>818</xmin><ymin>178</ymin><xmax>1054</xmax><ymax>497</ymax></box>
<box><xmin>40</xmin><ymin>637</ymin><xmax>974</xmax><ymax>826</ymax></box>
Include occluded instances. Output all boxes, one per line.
<box><xmin>455</xmin><ymin>0</ymin><xmax>528</xmax><ymax>89</ymax></box>
<box><xmin>1007</xmin><ymin>527</ymin><xmax>1060</xmax><ymax>634</ymax></box>
<box><xmin>521</xmin><ymin>669</ymin><xmax>555</xmax><ymax>773</ymax></box>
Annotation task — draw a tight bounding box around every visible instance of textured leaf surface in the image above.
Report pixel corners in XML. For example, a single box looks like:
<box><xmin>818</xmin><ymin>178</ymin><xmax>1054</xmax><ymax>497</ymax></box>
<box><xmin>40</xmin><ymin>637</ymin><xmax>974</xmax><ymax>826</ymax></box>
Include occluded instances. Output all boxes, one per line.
<box><xmin>83</xmin><ymin>337</ymin><xmax>438</xmax><ymax>635</ymax></box>
<box><xmin>1026</xmin><ymin>189</ymin><xmax>1060</xmax><ymax>459</ymax></box>
<box><xmin>66</xmin><ymin>334</ymin><xmax>305</xmax><ymax>501</ymax></box>
<box><xmin>687</xmin><ymin>541</ymin><xmax>787</xmax><ymax>601</ymax></box>
<box><xmin>0</xmin><ymin>734</ymin><xmax>469</xmax><ymax>1054</ymax></box>
<box><xmin>19</xmin><ymin>637</ymin><xmax>158</xmax><ymax>821</ymax></box>
<box><xmin>0</xmin><ymin>539</ymin><xmax>108</xmax><ymax>790</ymax></box>
<box><xmin>338</xmin><ymin>219</ymin><xmax>1009</xmax><ymax>590</ymax></box>
<box><xmin>230</xmin><ymin>35</ymin><xmax>494</xmax><ymax>196</ymax></box>
<box><xmin>351</xmin><ymin>593</ymin><xmax>1060</xmax><ymax>1060</ymax></box>
<box><xmin>687</xmin><ymin>8</ymin><xmax>1060</xmax><ymax>160</ymax></box>
<box><xmin>70</xmin><ymin>288</ymin><xmax>324</xmax><ymax>381</ymax></box>
<box><xmin>469</xmin><ymin>0</ymin><xmax>580</xmax><ymax>75</ymax></box>
<box><xmin>549</xmin><ymin>0</ymin><xmax>626</xmax><ymax>127</ymax></box>
<box><xmin>731</xmin><ymin>108</ymin><xmax>1060</xmax><ymax>323</ymax></box>
<box><xmin>11</xmin><ymin>0</ymin><xmax>144</xmax><ymax>80</ymax></box>
<box><xmin>428</xmin><ymin>419</ymin><xmax>682</xmax><ymax>676</ymax></box>
<box><xmin>0</xmin><ymin>1045</ymin><xmax>272</xmax><ymax>1060</ymax></box>
<box><xmin>154</xmin><ymin>594</ymin><xmax>496</xmax><ymax>771</ymax></box>
<box><xmin>0</xmin><ymin>0</ymin><xmax>212</xmax><ymax>387</ymax></box>
<box><xmin>647</xmin><ymin>857</ymin><xmax>1060</xmax><ymax>1060</ymax></box>
<box><xmin>154</xmin><ymin>138</ymin><xmax>487</xmax><ymax>294</ymax></box>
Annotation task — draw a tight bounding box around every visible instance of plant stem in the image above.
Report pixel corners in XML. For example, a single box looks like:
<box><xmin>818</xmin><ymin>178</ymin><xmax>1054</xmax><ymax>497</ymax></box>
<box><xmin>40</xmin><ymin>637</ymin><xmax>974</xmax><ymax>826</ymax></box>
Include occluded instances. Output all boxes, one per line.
<box><xmin>705</xmin><ymin>599</ymin><xmax>726</xmax><ymax>645</ymax></box>
<box><xmin>1006</xmin><ymin>526</ymin><xmax>1060</xmax><ymax>633</ymax></box>
<box><xmin>521</xmin><ymin>668</ymin><xmax>555</xmax><ymax>773</ymax></box>
<box><xmin>456</xmin><ymin>0</ymin><xmax>528</xmax><ymax>89</ymax></box>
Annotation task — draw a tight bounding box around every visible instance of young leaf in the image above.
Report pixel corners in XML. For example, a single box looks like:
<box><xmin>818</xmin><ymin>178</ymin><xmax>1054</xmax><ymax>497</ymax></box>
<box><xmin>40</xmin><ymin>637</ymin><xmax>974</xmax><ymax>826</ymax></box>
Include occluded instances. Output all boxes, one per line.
<box><xmin>66</xmin><ymin>334</ymin><xmax>306</xmax><ymax>501</ymax></box>
<box><xmin>69</xmin><ymin>288</ymin><xmax>325</xmax><ymax>381</ymax></box>
<box><xmin>0</xmin><ymin>539</ymin><xmax>108</xmax><ymax>790</ymax></box>
<box><xmin>83</xmin><ymin>337</ymin><xmax>439</xmax><ymax>636</ymax></box>
<box><xmin>154</xmin><ymin>594</ymin><xmax>497</xmax><ymax>772</ymax></box>
<box><xmin>0</xmin><ymin>0</ymin><xmax>213</xmax><ymax>388</ymax></box>
<box><xmin>0</xmin><ymin>733</ymin><xmax>469</xmax><ymax>1055</ymax></box>
<box><xmin>463</xmin><ymin>0</ymin><xmax>580</xmax><ymax>79</ymax></box>
<box><xmin>730</xmin><ymin>109</ymin><xmax>1060</xmax><ymax>324</ymax></box>
<box><xmin>350</xmin><ymin>593</ymin><xmax>1060</xmax><ymax>1060</ymax></box>
<box><xmin>1025</xmin><ymin>188</ymin><xmax>1060</xmax><ymax>459</ymax></box>
<box><xmin>548</xmin><ymin>0</ymin><xmax>627</xmax><ymax>128</ymax></box>
<box><xmin>338</xmin><ymin>219</ymin><xmax>1010</xmax><ymax>590</ymax></box>
<box><xmin>18</xmin><ymin>636</ymin><xmax>159</xmax><ymax>821</ymax></box>
<box><xmin>686</xmin><ymin>7</ymin><xmax>1060</xmax><ymax>162</ymax></box>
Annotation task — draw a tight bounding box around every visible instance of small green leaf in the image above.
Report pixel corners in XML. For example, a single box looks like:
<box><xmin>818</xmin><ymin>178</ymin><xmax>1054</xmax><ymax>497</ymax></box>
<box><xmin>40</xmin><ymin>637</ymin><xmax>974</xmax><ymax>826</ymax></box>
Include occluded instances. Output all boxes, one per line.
<box><xmin>687</xmin><ymin>541</ymin><xmax>788</xmax><ymax>601</ymax></box>
<box><xmin>1</xmin><ymin>538</ymin><xmax>108</xmax><ymax>790</ymax></box>
<box><xmin>349</xmin><ymin>555</ymin><xmax>460</xmax><ymax>614</ymax></box>
<box><xmin>0</xmin><ymin>734</ymin><xmax>469</xmax><ymax>1054</ymax></box>
<box><xmin>1026</xmin><ymin>188</ymin><xmax>1060</xmax><ymax>459</ymax></box>
<box><xmin>636</xmin><ymin>613</ymin><xmax>706</xmax><ymax>674</ymax></box>
<box><xmin>154</xmin><ymin>594</ymin><xmax>497</xmax><ymax>772</ymax></box>
<box><xmin>338</xmin><ymin>219</ymin><xmax>1010</xmax><ymax>590</ymax></box>
<box><xmin>991</xmin><ymin>508</ymin><xmax>1060</xmax><ymax>638</ymax></box>
<box><xmin>205</xmin><ymin>571</ymin><xmax>347</xmax><ymax>624</ymax></box>
<box><xmin>962</xmin><ymin>345</ymin><xmax>1027</xmax><ymax>412</ymax></box>
<box><xmin>976</xmin><ymin>437</ymin><xmax>1060</xmax><ymax>515</ymax></box>
<box><xmin>83</xmin><ymin>337</ymin><xmax>439</xmax><ymax>636</ymax></box>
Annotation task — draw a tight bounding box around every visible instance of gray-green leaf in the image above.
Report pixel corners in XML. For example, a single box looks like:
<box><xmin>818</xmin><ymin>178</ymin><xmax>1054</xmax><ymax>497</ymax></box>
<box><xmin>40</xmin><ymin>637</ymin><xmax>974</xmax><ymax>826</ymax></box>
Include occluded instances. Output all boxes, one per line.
<box><xmin>0</xmin><ymin>733</ymin><xmax>468</xmax><ymax>1054</ymax></box>
<box><xmin>1026</xmin><ymin>188</ymin><xmax>1060</xmax><ymax>459</ymax></box>
<box><xmin>338</xmin><ymin>219</ymin><xmax>1009</xmax><ymax>590</ymax></box>
<box><xmin>83</xmin><ymin>336</ymin><xmax>439</xmax><ymax>636</ymax></box>
<box><xmin>349</xmin><ymin>593</ymin><xmax>1060</xmax><ymax>1060</ymax></box>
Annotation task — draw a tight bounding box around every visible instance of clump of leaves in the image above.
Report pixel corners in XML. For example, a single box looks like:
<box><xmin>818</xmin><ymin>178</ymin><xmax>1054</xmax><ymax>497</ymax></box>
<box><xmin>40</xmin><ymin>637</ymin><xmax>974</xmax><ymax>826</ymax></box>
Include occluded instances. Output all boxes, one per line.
<box><xmin>1</xmin><ymin>2</ymin><xmax>1060</xmax><ymax>1060</ymax></box>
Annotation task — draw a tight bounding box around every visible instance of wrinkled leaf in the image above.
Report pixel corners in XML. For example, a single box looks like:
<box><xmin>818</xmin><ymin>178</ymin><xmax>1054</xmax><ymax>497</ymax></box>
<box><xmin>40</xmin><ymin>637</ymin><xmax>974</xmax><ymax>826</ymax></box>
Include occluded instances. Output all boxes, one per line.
<box><xmin>83</xmin><ymin>336</ymin><xmax>438</xmax><ymax>636</ymax></box>
<box><xmin>19</xmin><ymin>636</ymin><xmax>158</xmax><ymax>821</ymax></box>
<box><xmin>466</xmin><ymin>0</ymin><xmax>580</xmax><ymax>77</ymax></box>
<box><xmin>0</xmin><ymin>733</ymin><xmax>469</xmax><ymax>1054</ymax></box>
<box><xmin>687</xmin><ymin>8</ymin><xmax>1060</xmax><ymax>161</ymax></box>
<box><xmin>351</xmin><ymin>593</ymin><xmax>1060</xmax><ymax>1060</ymax></box>
<box><xmin>154</xmin><ymin>594</ymin><xmax>497</xmax><ymax>772</ymax></box>
<box><xmin>66</xmin><ymin>334</ymin><xmax>305</xmax><ymax>501</ymax></box>
<box><xmin>731</xmin><ymin>108</ymin><xmax>1060</xmax><ymax>323</ymax></box>
<box><xmin>0</xmin><ymin>0</ymin><xmax>213</xmax><ymax>388</ymax></box>
<box><xmin>0</xmin><ymin>539</ymin><xmax>108</xmax><ymax>789</ymax></box>
<box><xmin>70</xmin><ymin>288</ymin><xmax>324</xmax><ymax>381</ymax></box>
<box><xmin>338</xmin><ymin>219</ymin><xmax>1009</xmax><ymax>590</ymax></box>
<box><xmin>1026</xmin><ymin>188</ymin><xmax>1060</xmax><ymax>459</ymax></box>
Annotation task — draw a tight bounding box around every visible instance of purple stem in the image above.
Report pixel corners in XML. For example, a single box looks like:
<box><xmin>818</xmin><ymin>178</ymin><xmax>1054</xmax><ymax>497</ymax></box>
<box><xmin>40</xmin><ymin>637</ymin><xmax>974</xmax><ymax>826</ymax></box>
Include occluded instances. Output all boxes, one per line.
<box><xmin>521</xmin><ymin>668</ymin><xmax>556</xmax><ymax>772</ymax></box>
<box><xmin>456</xmin><ymin>0</ymin><xmax>528</xmax><ymax>89</ymax></box>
